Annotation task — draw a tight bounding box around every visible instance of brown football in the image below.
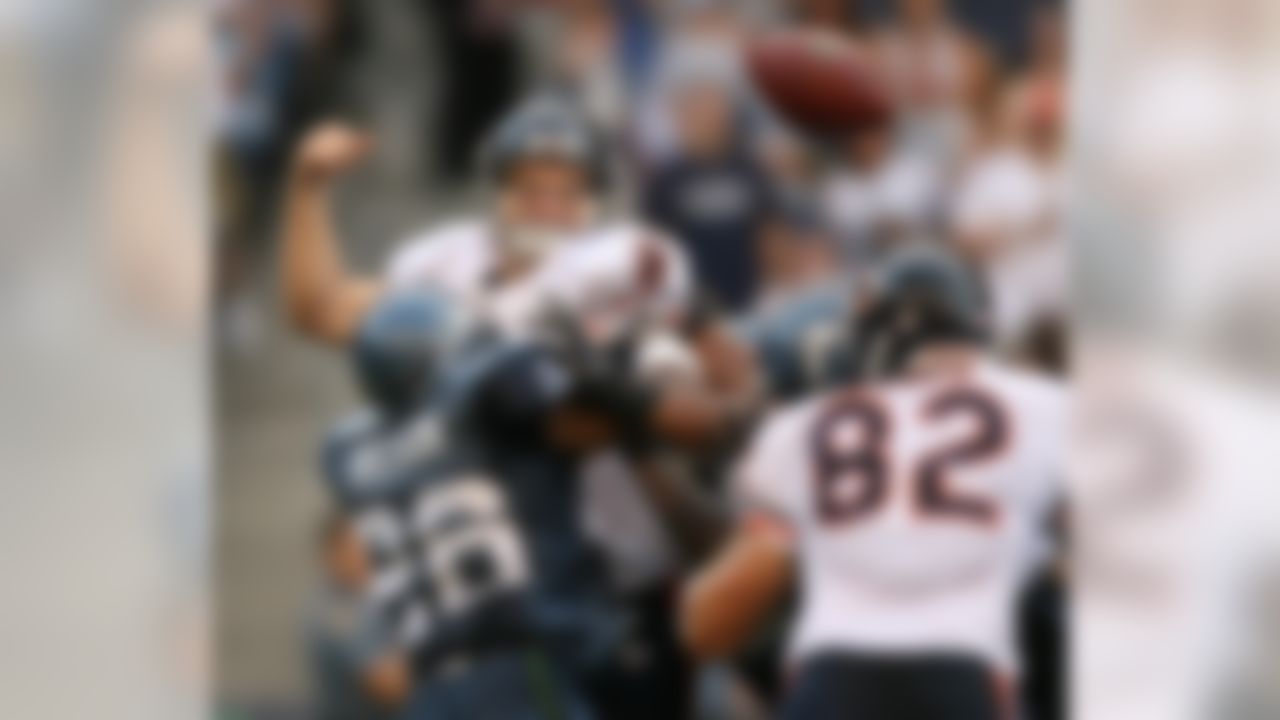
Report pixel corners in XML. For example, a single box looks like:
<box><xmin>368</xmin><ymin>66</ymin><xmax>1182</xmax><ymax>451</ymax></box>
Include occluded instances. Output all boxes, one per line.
<box><xmin>747</xmin><ymin>29</ymin><xmax>892</xmax><ymax>136</ymax></box>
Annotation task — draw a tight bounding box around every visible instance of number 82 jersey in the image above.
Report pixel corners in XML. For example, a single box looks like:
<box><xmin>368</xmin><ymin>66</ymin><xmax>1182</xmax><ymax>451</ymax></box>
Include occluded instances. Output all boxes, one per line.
<box><xmin>735</xmin><ymin>360</ymin><xmax>1065</xmax><ymax>673</ymax></box>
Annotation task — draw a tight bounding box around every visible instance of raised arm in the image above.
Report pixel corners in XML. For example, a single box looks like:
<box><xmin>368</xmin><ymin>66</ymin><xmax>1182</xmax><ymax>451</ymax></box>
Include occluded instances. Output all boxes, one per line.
<box><xmin>281</xmin><ymin>122</ymin><xmax>384</xmax><ymax>346</ymax></box>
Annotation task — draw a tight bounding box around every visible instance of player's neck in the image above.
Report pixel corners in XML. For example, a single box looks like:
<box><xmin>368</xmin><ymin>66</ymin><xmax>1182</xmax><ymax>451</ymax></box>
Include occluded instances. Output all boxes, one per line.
<box><xmin>906</xmin><ymin>343</ymin><xmax>983</xmax><ymax>380</ymax></box>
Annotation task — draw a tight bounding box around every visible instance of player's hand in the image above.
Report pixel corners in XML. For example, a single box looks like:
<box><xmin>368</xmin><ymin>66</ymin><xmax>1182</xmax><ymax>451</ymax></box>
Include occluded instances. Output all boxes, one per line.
<box><xmin>292</xmin><ymin>122</ymin><xmax>373</xmax><ymax>185</ymax></box>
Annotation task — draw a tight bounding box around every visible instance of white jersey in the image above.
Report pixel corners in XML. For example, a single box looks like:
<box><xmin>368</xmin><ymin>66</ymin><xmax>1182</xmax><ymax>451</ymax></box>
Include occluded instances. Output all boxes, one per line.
<box><xmin>736</xmin><ymin>360</ymin><xmax>1065</xmax><ymax>672</ymax></box>
<box><xmin>386</xmin><ymin>218</ymin><xmax>500</xmax><ymax>301</ymax></box>
<box><xmin>502</xmin><ymin>222</ymin><xmax>691</xmax><ymax>342</ymax></box>
<box><xmin>385</xmin><ymin>218</ymin><xmax>691</xmax><ymax>341</ymax></box>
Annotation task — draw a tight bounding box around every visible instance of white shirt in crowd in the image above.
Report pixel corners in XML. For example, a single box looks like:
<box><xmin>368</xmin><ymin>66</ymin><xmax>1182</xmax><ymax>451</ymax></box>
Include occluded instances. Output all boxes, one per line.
<box><xmin>822</xmin><ymin>149</ymin><xmax>944</xmax><ymax>260</ymax></box>
<box><xmin>952</xmin><ymin>145</ymin><xmax>1065</xmax><ymax>344</ymax></box>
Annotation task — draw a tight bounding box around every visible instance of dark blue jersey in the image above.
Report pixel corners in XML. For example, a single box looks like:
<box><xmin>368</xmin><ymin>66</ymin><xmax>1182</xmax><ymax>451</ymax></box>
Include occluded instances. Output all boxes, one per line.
<box><xmin>321</xmin><ymin>341</ymin><xmax>614</xmax><ymax>677</ymax></box>
<box><xmin>738</xmin><ymin>282</ymin><xmax>857</xmax><ymax>401</ymax></box>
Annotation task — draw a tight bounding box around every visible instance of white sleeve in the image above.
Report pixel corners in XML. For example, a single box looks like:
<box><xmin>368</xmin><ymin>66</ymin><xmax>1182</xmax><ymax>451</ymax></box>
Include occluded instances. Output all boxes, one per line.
<box><xmin>733</xmin><ymin>407</ymin><xmax>808</xmax><ymax>526</ymax></box>
<box><xmin>384</xmin><ymin>234</ymin><xmax>442</xmax><ymax>290</ymax></box>
<box><xmin>383</xmin><ymin>219</ymin><xmax>482</xmax><ymax>290</ymax></box>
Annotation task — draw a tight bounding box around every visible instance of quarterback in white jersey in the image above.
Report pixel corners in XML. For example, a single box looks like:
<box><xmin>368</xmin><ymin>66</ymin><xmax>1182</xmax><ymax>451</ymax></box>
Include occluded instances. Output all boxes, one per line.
<box><xmin>281</xmin><ymin>94</ymin><xmax>715</xmax><ymax>390</ymax></box>
<box><xmin>281</xmin><ymin>96</ymin><xmax>613</xmax><ymax>346</ymax></box>
<box><xmin>385</xmin><ymin>217</ymin><xmax>692</xmax><ymax>345</ymax></box>
<box><xmin>683</xmin><ymin>247</ymin><xmax>1065</xmax><ymax>720</ymax></box>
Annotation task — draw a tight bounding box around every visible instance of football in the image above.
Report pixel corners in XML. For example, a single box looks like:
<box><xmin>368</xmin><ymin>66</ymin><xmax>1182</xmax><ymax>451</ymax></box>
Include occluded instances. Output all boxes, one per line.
<box><xmin>746</xmin><ymin>29</ymin><xmax>892</xmax><ymax>135</ymax></box>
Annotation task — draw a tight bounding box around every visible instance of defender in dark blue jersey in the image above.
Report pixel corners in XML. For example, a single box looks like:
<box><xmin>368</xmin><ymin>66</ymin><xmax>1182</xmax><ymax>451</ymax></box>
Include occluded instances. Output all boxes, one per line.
<box><xmin>738</xmin><ymin>280</ymin><xmax>858</xmax><ymax>402</ymax></box>
<box><xmin>322</xmin><ymin>290</ymin><xmax>628</xmax><ymax>720</ymax></box>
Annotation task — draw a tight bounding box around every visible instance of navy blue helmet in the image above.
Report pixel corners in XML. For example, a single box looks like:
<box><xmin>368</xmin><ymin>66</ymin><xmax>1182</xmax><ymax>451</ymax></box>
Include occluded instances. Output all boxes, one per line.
<box><xmin>480</xmin><ymin>95</ymin><xmax>607</xmax><ymax>188</ymax></box>
<box><xmin>853</xmin><ymin>244</ymin><xmax>989</xmax><ymax>377</ymax></box>
<box><xmin>350</xmin><ymin>290</ymin><xmax>475</xmax><ymax>417</ymax></box>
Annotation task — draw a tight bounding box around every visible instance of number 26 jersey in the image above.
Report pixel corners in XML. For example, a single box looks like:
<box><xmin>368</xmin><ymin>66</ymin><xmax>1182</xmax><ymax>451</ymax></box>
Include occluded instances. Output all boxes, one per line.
<box><xmin>321</xmin><ymin>345</ymin><xmax>611</xmax><ymax>674</ymax></box>
<box><xmin>736</xmin><ymin>360</ymin><xmax>1066</xmax><ymax>672</ymax></box>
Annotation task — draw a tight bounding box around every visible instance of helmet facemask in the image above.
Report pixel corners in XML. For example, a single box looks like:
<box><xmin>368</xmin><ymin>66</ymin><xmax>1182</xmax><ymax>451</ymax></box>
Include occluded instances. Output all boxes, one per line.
<box><xmin>481</xmin><ymin>96</ymin><xmax>608</xmax><ymax>269</ymax></box>
<box><xmin>492</xmin><ymin>154</ymin><xmax>599</xmax><ymax>268</ymax></box>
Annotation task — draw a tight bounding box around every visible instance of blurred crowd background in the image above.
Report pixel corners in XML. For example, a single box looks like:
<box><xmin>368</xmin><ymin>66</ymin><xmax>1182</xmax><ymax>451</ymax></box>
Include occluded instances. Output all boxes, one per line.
<box><xmin>214</xmin><ymin>0</ymin><xmax>1066</xmax><ymax>716</ymax></box>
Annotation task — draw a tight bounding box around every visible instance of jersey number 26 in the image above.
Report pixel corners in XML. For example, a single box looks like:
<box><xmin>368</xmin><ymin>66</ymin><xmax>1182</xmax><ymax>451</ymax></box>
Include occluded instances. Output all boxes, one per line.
<box><xmin>357</xmin><ymin>476</ymin><xmax>529</xmax><ymax>647</ymax></box>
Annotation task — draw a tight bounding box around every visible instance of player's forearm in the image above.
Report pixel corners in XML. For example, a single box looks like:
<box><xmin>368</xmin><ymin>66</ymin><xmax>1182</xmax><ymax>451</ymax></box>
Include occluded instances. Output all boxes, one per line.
<box><xmin>362</xmin><ymin>652</ymin><xmax>410</xmax><ymax>708</ymax></box>
<box><xmin>649</xmin><ymin>382</ymin><xmax>759</xmax><ymax>453</ymax></box>
<box><xmin>680</xmin><ymin>532</ymin><xmax>791</xmax><ymax>660</ymax></box>
<box><xmin>677</xmin><ymin>321</ymin><xmax>767</xmax><ymax>446</ymax></box>
<box><xmin>280</xmin><ymin>169</ymin><xmax>381</xmax><ymax>345</ymax></box>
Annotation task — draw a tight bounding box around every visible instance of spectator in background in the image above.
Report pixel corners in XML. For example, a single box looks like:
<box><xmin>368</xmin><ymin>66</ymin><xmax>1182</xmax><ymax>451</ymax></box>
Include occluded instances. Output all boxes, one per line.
<box><xmin>1010</xmin><ymin>1</ymin><xmax>1066</xmax><ymax>155</ymax></box>
<box><xmin>949</xmin><ymin>55</ymin><xmax>1064</xmax><ymax>350</ymax></box>
<box><xmin>643</xmin><ymin>69</ymin><xmax>777</xmax><ymax>313</ymax></box>
<box><xmin>794</xmin><ymin>0</ymin><xmax>867</xmax><ymax>37</ymax></box>
<box><xmin>756</xmin><ymin>124</ymin><xmax>819</xmax><ymax>203</ymax></box>
<box><xmin>821</xmin><ymin>121</ymin><xmax>945</xmax><ymax>265</ymax></box>
<box><xmin>547</xmin><ymin>0</ymin><xmax>629</xmax><ymax>134</ymax></box>
<box><xmin>420</xmin><ymin>0</ymin><xmax>519</xmax><ymax>180</ymax></box>
<box><xmin>876</xmin><ymin>0</ymin><xmax>993</xmax><ymax>164</ymax></box>
<box><xmin>634</xmin><ymin>0</ymin><xmax>749</xmax><ymax>165</ymax></box>
<box><xmin>822</xmin><ymin>124</ymin><xmax>894</xmax><ymax>261</ymax></box>
<box><xmin>217</xmin><ymin>0</ymin><xmax>311</xmax><ymax>238</ymax></box>
<box><xmin>216</xmin><ymin>0</ymin><xmax>362</xmax><ymax>353</ymax></box>
<box><xmin>217</xmin><ymin>0</ymin><xmax>359</xmax><ymax>207</ymax></box>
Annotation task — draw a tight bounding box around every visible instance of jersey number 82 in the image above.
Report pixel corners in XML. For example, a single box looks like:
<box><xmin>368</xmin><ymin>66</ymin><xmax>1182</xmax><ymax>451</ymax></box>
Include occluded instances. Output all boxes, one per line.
<box><xmin>811</xmin><ymin>387</ymin><xmax>1008</xmax><ymax>527</ymax></box>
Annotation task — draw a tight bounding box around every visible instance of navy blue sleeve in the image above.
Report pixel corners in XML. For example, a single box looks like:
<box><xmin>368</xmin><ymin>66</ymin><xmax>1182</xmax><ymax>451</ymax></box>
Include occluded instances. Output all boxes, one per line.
<box><xmin>319</xmin><ymin>412</ymin><xmax>372</xmax><ymax>507</ymax></box>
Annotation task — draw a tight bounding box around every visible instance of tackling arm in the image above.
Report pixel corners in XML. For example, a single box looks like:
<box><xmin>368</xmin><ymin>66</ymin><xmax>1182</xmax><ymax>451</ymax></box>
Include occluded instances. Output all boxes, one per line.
<box><xmin>680</xmin><ymin>518</ymin><xmax>794</xmax><ymax>661</ymax></box>
<box><xmin>281</xmin><ymin>122</ymin><xmax>384</xmax><ymax>345</ymax></box>
<box><xmin>362</xmin><ymin>652</ymin><xmax>411</xmax><ymax>709</ymax></box>
<box><xmin>647</xmin><ymin>317</ymin><xmax>767</xmax><ymax>450</ymax></box>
